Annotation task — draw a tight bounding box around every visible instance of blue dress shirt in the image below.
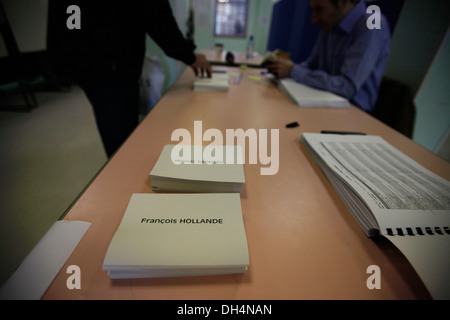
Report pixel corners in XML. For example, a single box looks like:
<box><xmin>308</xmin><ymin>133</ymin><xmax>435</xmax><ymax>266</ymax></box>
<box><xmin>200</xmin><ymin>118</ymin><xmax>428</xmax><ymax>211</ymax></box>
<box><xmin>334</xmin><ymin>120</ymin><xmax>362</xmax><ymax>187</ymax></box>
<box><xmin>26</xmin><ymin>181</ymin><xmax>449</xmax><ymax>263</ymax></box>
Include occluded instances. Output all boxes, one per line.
<box><xmin>290</xmin><ymin>1</ymin><xmax>390</xmax><ymax>112</ymax></box>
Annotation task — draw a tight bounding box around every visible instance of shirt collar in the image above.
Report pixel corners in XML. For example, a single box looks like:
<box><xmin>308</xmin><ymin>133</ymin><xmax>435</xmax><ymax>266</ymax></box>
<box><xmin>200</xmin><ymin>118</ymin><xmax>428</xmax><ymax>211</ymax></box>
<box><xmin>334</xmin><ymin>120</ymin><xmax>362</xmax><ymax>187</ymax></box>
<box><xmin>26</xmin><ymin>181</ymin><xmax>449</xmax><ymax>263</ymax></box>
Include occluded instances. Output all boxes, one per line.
<box><xmin>337</xmin><ymin>1</ymin><xmax>367</xmax><ymax>34</ymax></box>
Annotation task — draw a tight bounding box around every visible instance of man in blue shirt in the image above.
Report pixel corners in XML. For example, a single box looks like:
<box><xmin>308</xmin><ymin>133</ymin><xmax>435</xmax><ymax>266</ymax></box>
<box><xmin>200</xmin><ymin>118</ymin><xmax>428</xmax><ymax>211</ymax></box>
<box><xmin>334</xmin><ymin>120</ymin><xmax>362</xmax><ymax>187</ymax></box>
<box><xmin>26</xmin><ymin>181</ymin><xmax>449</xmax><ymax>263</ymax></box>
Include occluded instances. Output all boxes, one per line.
<box><xmin>267</xmin><ymin>0</ymin><xmax>390</xmax><ymax>112</ymax></box>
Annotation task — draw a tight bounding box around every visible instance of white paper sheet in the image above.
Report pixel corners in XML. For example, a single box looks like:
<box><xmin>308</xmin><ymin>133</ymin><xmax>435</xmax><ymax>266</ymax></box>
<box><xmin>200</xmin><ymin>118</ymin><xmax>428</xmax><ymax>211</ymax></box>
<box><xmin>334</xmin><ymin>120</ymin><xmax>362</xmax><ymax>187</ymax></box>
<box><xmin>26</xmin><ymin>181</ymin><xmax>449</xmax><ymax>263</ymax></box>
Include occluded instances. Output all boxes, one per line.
<box><xmin>386</xmin><ymin>234</ymin><xmax>450</xmax><ymax>300</ymax></box>
<box><xmin>0</xmin><ymin>220</ymin><xmax>90</xmax><ymax>300</ymax></box>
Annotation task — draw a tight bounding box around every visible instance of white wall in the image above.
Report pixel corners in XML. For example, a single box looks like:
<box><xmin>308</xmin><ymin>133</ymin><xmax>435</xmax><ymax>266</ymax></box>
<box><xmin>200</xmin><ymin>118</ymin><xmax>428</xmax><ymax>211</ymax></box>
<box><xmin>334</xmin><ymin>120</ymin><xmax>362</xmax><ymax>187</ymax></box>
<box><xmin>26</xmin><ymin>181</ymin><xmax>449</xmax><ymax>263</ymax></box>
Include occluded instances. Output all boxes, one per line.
<box><xmin>383</xmin><ymin>0</ymin><xmax>450</xmax><ymax>156</ymax></box>
<box><xmin>0</xmin><ymin>0</ymin><xmax>48</xmax><ymax>57</ymax></box>
<box><xmin>413</xmin><ymin>28</ymin><xmax>450</xmax><ymax>155</ymax></box>
<box><xmin>384</xmin><ymin>0</ymin><xmax>449</xmax><ymax>96</ymax></box>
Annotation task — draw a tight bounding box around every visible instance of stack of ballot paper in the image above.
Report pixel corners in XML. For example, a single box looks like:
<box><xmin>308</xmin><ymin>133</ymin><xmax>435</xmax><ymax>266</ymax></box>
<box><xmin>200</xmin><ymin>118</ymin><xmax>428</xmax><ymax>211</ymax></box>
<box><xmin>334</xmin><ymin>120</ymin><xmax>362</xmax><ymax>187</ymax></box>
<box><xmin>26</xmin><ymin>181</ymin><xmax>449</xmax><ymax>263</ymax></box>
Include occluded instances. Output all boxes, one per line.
<box><xmin>193</xmin><ymin>72</ymin><xmax>230</xmax><ymax>91</ymax></box>
<box><xmin>150</xmin><ymin>145</ymin><xmax>245</xmax><ymax>193</ymax></box>
<box><xmin>279</xmin><ymin>79</ymin><xmax>350</xmax><ymax>108</ymax></box>
<box><xmin>102</xmin><ymin>193</ymin><xmax>249</xmax><ymax>279</ymax></box>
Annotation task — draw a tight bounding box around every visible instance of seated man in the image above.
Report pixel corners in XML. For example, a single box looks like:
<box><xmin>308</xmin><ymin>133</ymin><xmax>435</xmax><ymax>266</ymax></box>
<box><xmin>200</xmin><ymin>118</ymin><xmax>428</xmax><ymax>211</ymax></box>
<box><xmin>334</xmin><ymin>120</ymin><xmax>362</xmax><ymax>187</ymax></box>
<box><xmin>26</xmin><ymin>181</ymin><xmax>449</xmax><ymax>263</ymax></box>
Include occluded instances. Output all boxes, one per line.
<box><xmin>267</xmin><ymin>0</ymin><xmax>390</xmax><ymax>112</ymax></box>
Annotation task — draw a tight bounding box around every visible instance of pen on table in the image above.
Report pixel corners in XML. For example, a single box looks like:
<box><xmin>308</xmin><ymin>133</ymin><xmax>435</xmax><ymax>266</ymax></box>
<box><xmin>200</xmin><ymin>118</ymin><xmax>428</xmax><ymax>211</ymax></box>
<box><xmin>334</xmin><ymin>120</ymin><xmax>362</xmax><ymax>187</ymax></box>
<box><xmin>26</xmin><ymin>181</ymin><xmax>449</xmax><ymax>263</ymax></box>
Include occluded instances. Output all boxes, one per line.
<box><xmin>321</xmin><ymin>130</ymin><xmax>366</xmax><ymax>135</ymax></box>
<box><xmin>286</xmin><ymin>121</ymin><xmax>299</xmax><ymax>128</ymax></box>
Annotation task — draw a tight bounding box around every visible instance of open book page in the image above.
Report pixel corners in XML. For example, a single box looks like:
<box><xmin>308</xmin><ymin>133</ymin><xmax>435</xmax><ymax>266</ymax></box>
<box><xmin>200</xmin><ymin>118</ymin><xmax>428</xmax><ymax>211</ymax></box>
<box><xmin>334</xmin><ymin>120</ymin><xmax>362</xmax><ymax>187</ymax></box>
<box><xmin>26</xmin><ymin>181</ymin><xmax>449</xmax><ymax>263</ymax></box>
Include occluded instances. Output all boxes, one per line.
<box><xmin>301</xmin><ymin>133</ymin><xmax>450</xmax><ymax>236</ymax></box>
<box><xmin>386</xmin><ymin>234</ymin><xmax>450</xmax><ymax>300</ymax></box>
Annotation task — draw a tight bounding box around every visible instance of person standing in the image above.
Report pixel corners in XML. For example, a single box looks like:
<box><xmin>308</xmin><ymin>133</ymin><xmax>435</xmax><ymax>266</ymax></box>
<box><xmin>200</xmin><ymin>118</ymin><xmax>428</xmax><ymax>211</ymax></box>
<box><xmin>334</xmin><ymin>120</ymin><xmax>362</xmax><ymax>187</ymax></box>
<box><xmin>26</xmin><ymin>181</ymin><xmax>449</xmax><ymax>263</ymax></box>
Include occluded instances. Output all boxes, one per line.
<box><xmin>48</xmin><ymin>1</ymin><xmax>211</xmax><ymax>157</ymax></box>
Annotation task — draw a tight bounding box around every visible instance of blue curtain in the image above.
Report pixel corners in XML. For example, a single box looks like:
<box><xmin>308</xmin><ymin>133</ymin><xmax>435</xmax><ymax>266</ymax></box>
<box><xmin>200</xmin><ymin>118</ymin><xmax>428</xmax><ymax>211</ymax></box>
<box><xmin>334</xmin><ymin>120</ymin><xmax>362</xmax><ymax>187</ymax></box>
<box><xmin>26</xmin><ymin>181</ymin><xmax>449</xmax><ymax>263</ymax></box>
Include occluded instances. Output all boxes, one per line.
<box><xmin>267</xmin><ymin>0</ymin><xmax>319</xmax><ymax>63</ymax></box>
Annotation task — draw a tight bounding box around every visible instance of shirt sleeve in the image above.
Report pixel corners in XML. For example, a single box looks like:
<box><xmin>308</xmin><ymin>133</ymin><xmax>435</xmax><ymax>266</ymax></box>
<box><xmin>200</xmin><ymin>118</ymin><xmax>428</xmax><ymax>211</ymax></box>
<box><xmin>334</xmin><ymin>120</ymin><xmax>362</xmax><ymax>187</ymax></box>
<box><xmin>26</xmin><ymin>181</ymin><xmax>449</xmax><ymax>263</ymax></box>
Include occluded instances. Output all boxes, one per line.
<box><xmin>290</xmin><ymin>26</ymin><xmax>390</xmax><ymax>101</ymax></box>
<box><xmin>142</xmin><ymin>0</ymin><xmax>197</xmax><ymax>66</ymax></box>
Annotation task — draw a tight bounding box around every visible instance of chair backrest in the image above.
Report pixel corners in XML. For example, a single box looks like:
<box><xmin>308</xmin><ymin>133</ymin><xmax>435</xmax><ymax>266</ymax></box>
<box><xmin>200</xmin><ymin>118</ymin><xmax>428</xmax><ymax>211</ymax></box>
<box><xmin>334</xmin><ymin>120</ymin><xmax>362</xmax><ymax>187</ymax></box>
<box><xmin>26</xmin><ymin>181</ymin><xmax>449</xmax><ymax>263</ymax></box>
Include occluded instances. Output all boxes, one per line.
<box><xmin>373</xmin><ymin>76</ymin><xmax>416</xmax><ymax>138</ymax></box>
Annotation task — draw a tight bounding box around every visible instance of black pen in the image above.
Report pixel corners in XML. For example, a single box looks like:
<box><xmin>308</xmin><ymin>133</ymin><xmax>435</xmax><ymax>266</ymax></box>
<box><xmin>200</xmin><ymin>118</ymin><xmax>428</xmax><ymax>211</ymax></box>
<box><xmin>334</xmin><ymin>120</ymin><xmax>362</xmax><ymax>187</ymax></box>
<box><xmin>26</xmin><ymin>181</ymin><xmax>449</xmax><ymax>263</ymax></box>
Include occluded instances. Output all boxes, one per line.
<box><xmin>321</xmin><ymin>130</ymin><xmax>366</xmax><ymax>135</ymax></box>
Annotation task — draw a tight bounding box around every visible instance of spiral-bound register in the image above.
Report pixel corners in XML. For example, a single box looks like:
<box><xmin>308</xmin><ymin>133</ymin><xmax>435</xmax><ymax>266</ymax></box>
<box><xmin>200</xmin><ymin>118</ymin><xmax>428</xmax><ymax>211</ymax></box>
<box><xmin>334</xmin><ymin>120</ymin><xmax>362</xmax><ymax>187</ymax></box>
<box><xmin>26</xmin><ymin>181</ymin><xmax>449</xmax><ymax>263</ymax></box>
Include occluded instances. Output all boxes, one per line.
<box><xmin>301</xmin><ymin>133</ymin><xmax>450</xmax><ymax>299</ymax></box>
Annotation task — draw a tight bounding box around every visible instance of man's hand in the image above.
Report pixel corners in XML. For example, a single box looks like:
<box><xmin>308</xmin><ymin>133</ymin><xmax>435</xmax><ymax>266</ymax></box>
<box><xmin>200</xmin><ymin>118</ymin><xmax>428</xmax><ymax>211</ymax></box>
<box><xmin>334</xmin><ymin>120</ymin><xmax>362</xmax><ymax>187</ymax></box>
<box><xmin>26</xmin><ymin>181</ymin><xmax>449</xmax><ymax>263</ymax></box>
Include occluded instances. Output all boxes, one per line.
<box><xmin>266</xmin><ymin>58</ymin><xmax>295</xmax><ymax>79</ymax></box>
<box><xmin>190</xmin><ymin>53</ymin><xmax>212</xmax><ymax>78</ymax></box>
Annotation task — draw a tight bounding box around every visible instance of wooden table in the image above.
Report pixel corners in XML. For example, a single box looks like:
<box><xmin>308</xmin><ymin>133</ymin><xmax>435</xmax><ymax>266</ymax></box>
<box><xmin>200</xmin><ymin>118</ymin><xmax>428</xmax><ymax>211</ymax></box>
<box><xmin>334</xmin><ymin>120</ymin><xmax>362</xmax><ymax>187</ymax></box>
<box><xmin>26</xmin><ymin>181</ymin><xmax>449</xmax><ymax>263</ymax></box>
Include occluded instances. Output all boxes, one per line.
<box><xmin>42</xmin><ymin>66</ymin><xmax>449</xmax><ymax>299</ymax></box>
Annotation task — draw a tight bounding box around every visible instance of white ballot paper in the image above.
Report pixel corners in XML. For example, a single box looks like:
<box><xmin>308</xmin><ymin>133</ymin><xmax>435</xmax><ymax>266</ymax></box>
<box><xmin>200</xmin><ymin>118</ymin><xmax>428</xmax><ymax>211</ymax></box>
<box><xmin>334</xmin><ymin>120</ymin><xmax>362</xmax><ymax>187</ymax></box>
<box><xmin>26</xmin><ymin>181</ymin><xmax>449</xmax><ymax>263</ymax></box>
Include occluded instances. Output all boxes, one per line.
<box><xmin>0</xmin><ymin>220</ymin><xmax>90</xmax><ymax>300</ymax></box>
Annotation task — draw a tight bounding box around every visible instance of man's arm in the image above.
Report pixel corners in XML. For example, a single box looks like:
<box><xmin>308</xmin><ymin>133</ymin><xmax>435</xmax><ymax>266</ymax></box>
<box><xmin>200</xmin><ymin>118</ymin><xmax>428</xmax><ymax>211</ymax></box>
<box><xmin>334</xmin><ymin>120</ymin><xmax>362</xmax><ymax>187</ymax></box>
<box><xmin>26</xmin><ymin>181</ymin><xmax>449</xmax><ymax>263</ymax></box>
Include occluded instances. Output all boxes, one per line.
<box><xmin>268</xmin><ymin>25</ymin><xmax>390</xmax><ymax>102</ymax></box>
<box><xmin>292</xmin><ymin>28</ymin><xmax>389</xmax><ymax>100</ymax></box>
<box><xmin>143</xmin><ymin>0</ymin><xmax>211</xmax><ymax>77</ymax></box>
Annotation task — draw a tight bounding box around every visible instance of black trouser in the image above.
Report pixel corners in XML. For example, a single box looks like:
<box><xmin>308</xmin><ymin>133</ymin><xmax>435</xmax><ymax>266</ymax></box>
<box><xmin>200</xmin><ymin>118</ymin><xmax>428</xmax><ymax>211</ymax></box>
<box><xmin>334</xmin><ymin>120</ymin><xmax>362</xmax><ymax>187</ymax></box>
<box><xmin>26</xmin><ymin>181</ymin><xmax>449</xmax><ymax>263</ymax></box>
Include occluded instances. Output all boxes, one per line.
<box><xmin>80</xmin><ymin>81</ymin><xmax>139</xmax><ymax>158</ymax></box>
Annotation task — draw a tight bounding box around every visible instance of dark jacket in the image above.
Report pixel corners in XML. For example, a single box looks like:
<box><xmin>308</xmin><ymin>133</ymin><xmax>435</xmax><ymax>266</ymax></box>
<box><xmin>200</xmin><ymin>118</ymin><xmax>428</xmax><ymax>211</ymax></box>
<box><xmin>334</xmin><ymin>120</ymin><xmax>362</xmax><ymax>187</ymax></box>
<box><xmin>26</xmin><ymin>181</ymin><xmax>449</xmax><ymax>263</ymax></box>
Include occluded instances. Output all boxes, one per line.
<box><xmin>47</xmin><ymin>0</ymin><xmax>196</xmax><ymax>85</ymax></box>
